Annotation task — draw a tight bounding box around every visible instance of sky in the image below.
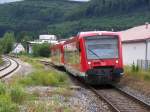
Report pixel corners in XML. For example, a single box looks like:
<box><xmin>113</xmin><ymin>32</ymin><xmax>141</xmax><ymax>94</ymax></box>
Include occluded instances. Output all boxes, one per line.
<box><xmin>0</xmin><ymin>0</ymin><xmax>90</xmax><ymax>4</ymax></box>
<box><xmin>70</xmin><ymin>0</ymin><xmax>90</xmax><ymax>1</ymax></box>
<box><xmin>0</xmin><ymin>0</ymin><xmax>22</xmax><ymax>4</ymax></box>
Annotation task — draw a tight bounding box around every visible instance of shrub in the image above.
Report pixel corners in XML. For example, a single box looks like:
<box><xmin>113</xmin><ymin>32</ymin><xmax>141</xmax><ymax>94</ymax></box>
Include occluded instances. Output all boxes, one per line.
<box><xmin>32</xmin><ymin>43</ymin><xmax>50</xmax><ymax>57</ymax></box>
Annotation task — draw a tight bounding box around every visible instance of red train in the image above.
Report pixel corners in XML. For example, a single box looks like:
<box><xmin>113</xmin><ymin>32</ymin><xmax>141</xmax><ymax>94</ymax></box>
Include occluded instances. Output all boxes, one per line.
<box><xmin>51</xmin><ymin>31</ymin><xmax>124</xmax><ymax>85</ymax></box>
<box><xmin>51</xmin><ymin>41</ymin><xmax>64</xmax><ymax>67</ymax></box>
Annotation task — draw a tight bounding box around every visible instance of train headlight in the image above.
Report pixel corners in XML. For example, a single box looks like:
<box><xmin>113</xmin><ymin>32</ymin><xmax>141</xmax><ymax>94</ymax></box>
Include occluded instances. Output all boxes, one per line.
<box><xmin>88</xmin><ymin>62</ymin><xmax>91</xmax><ymax>65</ymax></box>
<box><xmin>116</xmin><ymin>60</ymin><xmax>119</xmax><ymax>64</ymax></box>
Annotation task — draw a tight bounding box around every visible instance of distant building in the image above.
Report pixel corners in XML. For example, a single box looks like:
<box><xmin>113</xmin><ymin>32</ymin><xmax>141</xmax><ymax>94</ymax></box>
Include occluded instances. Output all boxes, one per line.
<box><xmin>121</xmin><ymin>24</ymin><xmax>150</xmax><ymax>69</ymax></box>
<box><xmin>12</xmin><ymin>43</ymin><xmax>25</xmax><ymax>54</ymax></box>
<box><xmin>28</xmin><ymin>34</ymin><xmax>58</xmax><ymax>53</ymax></box>
<box><xmin>39</xmin><ymin>35</ymin><xmax>57</xmax><ymax>43</ymax></box>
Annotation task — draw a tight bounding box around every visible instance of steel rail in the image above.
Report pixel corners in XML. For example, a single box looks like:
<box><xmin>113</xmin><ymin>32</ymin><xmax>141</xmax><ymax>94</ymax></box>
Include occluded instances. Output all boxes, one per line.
<box><xmin>0</xmin><ymin>57</ymin><xmax>12</xmax><ymax>71</ymax></box>
<box><xmin>113</xmin><ymin>85</ymin><xmax>150</xmax><ymax>110</ymax></box>
<box><xmin>89</xmin><ymin>87</ymin><xmax>121</xmax><ymax>112</ymax></box>
<box><xmin>0</xmin><ymin>57</ymin><xmax>19</xmax><ymax>79</ymax></box>
<box><xmin>90</xmin><ymin>85</ymin><xmax>150</xmax><ymax>112</ymax></box>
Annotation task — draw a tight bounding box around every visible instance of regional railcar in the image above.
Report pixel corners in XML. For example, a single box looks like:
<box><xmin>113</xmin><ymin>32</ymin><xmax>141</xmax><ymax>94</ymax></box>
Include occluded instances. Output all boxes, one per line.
<box><xmin>51</xmin><ymin>42</ymin><xmax>64</xmax><ymax>67</ymax></box>
<box><xmin>63</xmin><ymin>31</ymin><xmax>124</xmax><ymax>84</ymax></box>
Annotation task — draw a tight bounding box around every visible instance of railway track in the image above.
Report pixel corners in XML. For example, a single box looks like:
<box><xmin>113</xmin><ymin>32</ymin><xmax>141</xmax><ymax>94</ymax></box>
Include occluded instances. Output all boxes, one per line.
<box><xmin>0</xmin><ymin>57</ymin><xmax>11</xmax><ymax>71</ymax></box>
<box><xmin>90</xmin><ymin>86</ymin><xmax>150</xmax><ymax>112</ymax></box>
<box><xmin>0</xmin><ymin>56</ymin><xmax>19</xmax><ymax>79</ymax></box>
<box><xmin>41</xmin><ymin>60</ymin><xmax>150</xmax><ymax>112</ymax></box>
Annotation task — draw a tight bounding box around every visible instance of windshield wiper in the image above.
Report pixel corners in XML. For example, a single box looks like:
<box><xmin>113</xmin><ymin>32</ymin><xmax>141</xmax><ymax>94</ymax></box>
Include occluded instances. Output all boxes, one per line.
<box><xmin>87</xmin><ymin>48</ymin><xmax>101</xmax><ymax>59</ymax></box>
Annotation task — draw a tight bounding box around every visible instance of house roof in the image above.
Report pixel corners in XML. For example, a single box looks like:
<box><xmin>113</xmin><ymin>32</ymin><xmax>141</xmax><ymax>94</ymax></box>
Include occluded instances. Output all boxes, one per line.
<box><xmin>120</xmin><ymin>24</ymin><xmax>150</xmax><ymax>42</ymax></box>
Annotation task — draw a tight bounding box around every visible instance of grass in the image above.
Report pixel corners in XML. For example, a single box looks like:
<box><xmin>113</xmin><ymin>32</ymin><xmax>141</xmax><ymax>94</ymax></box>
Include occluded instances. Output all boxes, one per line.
<box><xmin>18</xmin><ymin>55</ymin><xmax>69</xmax><ymax>87</ymax></box>
<box><xmin>10</xmin><ymin>85</ymin><xmax>27</xmax><ymax>104</ymax></box>
<box><xmin>0</xmin><ymin>82</ymin><xmax>29</xmax><ymax>112</ymax></box>
<box><xmin>124</xmin><ymin>65</ymin><xmax>150</xmax><ymax>81</ymax></box>
<box><xmin>0</xmin><ymin>55</ymin><xmax>3</xmax><ymax>65</ymax></box>
<box><xmin>0</xmin><ymin>94</ymin><xmax>18</xmax><ymax>112</ymax></box>
<box><xmin>19</xmin><ymin>69</ymin><xmax>69</xmax><ymax>87</ymax></box>
<box><xmin>121</xmin><ymin>66</ymin><xmax>150</xmax><ymax>96</ymax></box>
<box><xmin>0</xmin><ymin>55</ymin><xmax>71</xmax><ymax>112</ymax></box>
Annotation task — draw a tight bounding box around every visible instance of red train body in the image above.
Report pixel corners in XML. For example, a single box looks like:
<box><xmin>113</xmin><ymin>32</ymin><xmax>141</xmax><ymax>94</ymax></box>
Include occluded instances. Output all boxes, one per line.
<box><xmin>51</xmin><ymin>42</ymin><xmax>64</xmax><ymax>67</ymax></box>
<box><xmin>51</xmin><ymin>31</ymin><xmax>124</xmax><ymax>85</ymax></box>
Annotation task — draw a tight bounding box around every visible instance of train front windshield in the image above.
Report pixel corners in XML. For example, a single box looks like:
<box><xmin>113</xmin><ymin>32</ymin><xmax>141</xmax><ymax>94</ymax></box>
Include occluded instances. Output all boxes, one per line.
<box><xmin>85</xmin><ymin>35</ymin><xmax>119</xmax><ymax>59</ymax></box>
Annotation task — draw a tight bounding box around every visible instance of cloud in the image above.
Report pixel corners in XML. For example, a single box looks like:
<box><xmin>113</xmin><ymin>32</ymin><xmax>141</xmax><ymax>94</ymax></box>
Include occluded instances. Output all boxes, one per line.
<box><xmin>0</xmin><ymin>0</ymin><xmax>22</xmax><ymax>4</ymax></box>
<box><xmin>69</xmin><ymin>0</ymin><xmax>90</xmax><ymax>2</ymax></box>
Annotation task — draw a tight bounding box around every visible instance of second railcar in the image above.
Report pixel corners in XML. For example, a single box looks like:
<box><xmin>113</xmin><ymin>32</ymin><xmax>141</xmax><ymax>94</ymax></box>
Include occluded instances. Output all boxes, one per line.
<box><xmin>51</xmin><ymin>42</ymin><xmax>64</xmax><ymax>67</ymax></box>
<box><xmin>64</xmin><ymin>31</ymin><xmax>124</xmax><ymax>85</ymax></box>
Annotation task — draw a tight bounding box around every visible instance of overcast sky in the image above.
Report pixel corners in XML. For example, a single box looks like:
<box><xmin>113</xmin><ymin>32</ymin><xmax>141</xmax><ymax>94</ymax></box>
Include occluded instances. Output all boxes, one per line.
<box><xmin>0</xmin><ymin>0</ymin><xmax>90</xmax><ymax>4</ymax></box>
<box><xmin>0</xmin><ymin>0</ymin><xmax>22</xmax><ymax>4</ymax></box>
<box><xmin>70</xmin><ymin>0</ymin><xmax>90</xmax><ymax>1</ymax></box>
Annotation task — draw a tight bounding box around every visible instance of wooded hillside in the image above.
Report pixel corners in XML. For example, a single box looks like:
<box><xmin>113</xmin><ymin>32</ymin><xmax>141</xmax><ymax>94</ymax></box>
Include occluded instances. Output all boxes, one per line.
<box><xmin>0</xmin><ymin>0</ymin><xmax>150</xmax><ymax>39</ymax></box>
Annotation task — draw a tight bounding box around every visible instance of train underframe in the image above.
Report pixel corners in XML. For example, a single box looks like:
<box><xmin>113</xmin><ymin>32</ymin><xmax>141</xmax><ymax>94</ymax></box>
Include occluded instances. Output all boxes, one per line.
<box><xmin>83</xmin><ymin>67</ymin><xmax>124</xmax><ymax>85</ymax></box>
<box><xmin>65</xmin><ymin>65</ymin><xmax>123</xmax><ymax>85</ymax></box>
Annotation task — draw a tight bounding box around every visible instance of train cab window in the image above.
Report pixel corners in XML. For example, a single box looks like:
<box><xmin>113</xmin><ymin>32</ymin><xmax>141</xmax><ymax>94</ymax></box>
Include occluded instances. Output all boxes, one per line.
<box><xmin>85</xmin><ymin>35</ymin><xmax>119</xmax><ymax>59</ymax></box>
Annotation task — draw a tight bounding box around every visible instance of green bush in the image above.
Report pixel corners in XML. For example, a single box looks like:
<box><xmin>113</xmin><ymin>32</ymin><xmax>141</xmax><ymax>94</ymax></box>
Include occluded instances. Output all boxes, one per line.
<box><xmin>32</xmin><ymin>43</ymin><xmax>50</xmax><ymax>57</ymax></box>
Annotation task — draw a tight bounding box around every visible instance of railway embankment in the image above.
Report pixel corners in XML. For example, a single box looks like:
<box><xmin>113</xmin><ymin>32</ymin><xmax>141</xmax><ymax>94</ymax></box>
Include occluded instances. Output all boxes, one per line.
<box><xmin>1</xmin><ymin>55</ymin><xmax>149</xmax><ymax>112</ymax></box>
<box><xmin>0</xmin><ymin>56</ymin><xmax>112</xmax><ymax>112</ymax></box>
<box><xmin>119</xmin><ymin>66</ymin><xmax>150</xmax><ymax>99</ymax></box>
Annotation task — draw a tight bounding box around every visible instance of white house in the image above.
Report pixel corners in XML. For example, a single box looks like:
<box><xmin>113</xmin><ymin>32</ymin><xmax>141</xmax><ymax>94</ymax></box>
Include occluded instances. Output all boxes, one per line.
<box><xmin>12</xmin><ymin>43</ymin><xmax>25</xmax><ymax>54</ymax></box>
<box><xmin>121</xmin><ymin>24</ymin><xmax>150</xmax><ymax>68</ymax></box>
<box><xmin>28</xmin><ymin>34</ymin><xmax>58</xmax><ymax>53</ymax></box>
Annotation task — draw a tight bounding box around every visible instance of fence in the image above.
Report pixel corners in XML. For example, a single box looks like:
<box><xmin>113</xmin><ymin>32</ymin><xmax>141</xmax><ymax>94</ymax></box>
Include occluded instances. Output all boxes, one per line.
<box><xmin>137</xmin><ymin>60</ymin><xmax>150</xmax><ymax>70</ymax></box>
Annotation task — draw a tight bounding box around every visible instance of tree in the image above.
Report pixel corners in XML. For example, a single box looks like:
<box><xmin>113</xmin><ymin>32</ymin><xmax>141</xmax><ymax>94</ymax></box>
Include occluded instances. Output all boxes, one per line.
<box><xmin>0</xmin><ymin>32</ymin><xmax>15</xmax><ymax>54</ymax></box>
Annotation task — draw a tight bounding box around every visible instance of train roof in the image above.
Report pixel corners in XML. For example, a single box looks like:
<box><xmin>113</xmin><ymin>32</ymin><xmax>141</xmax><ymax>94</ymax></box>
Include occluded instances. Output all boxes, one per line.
<box><xmin>63</xmin><ymin>31</ymin><xmax>121</xmax><ymax>44</ymax></box>
<box><xmin>78</xmin><ymin>31</ymin><xmax>120</xmax><ymax>37</ymax></box>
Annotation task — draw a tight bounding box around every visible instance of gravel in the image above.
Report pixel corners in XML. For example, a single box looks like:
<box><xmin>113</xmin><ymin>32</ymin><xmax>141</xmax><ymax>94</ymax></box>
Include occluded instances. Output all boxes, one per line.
<box><xmin>118</xmin><ymin>85</ymin><xmax>150</xmax><ymax>105</ymax></box>
<box><xmin>15</xmin><ymin>58</ymin><xmax>34</xmax><ymax>76</ymax></box>
<box><xmin>25</xmin><ymin>86</ymin><xmax>112</xmax><ymax>112</ymax></box>
<box><xmin>69</xmin><ymin>88</ymin><xmax>111</xmax><ymax>112</ymax></box>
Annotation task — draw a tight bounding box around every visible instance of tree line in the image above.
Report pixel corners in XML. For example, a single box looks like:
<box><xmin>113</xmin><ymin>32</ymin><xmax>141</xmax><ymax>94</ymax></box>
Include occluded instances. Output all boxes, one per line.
<box><xmin>0</xmin><ymin>0</ymin><xmax>150</xmax><ymax>40</ymax></box>
<box><xmin>68</xmin><ymin>0</ymin><xmax>150</xmax><ymax>19</ymax></box>
<box><xmin>0</xmin><ymin>32</ymin><xmax>50</xmax><ymax>59</ymax></box>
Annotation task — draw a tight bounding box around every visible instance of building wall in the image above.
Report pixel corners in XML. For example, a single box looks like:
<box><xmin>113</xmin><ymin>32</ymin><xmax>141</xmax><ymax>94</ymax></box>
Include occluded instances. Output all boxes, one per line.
<box><xmin>12</xmin><ymin>43</ymin><xmax>25</xmax><ymax>54</ymax></box>
<box><xmin>122</xmin><ymin>42</ymin><xmax>146</xmax><ymax>65</ymax></box>
<box><xmin>28</xmin><ymin>44</ymin><xmax>33</xmax><ymax>54</ymax></box>
<box><xmin>39</xmin><ymin>35</ymin><xmax>57</xmax><ymax>40</ymax></box>
<box><xmin>147</xmin><ymin>40</ymin><xmax>150</xmax><ymax>60</ymax></box>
